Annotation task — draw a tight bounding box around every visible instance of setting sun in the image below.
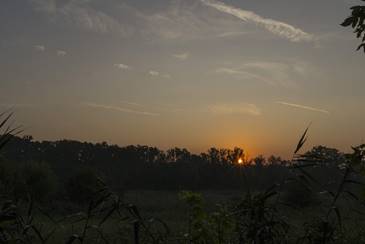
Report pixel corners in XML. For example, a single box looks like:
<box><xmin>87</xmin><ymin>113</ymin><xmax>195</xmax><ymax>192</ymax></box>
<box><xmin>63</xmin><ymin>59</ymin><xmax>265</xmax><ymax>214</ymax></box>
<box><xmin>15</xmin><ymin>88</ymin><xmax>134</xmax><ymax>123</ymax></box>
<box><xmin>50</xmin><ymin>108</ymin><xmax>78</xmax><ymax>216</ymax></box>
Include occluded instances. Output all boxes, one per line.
<box><xmin>238</xmin><ymin>158</ymin><xmax>244</xmax><ymax>164</ymax></box>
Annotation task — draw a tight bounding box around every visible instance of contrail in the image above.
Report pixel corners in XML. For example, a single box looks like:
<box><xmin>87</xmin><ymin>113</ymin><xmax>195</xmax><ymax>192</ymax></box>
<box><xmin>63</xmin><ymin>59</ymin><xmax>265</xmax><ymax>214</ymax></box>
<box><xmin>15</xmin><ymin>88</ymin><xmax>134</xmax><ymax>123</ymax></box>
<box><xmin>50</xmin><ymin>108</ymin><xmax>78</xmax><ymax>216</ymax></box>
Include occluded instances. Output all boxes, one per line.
<box><xmin>276</xmin><ymin>101</ymin><xmax>330</xmax><ymax>114</ymax></box>
<box><xmin>200</xmin><ymin>0</ymin><xmax>314</xmax><ymax>42</ymax></box>
<box><xmin>83</xmin><ymin>103</ymin><xmax>160</xmax><ymax>116</ymax></box>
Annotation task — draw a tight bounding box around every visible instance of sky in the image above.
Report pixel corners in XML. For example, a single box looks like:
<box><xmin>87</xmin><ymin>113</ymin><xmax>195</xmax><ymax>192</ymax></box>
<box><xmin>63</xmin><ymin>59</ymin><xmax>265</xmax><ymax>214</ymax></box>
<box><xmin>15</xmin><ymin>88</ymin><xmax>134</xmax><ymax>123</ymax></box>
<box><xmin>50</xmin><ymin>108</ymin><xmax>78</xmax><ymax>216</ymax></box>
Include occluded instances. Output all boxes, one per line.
<box><xmin>0</xmin><ymin>0</ymin><xmax>364</xmax><ymax>158</ymax></box>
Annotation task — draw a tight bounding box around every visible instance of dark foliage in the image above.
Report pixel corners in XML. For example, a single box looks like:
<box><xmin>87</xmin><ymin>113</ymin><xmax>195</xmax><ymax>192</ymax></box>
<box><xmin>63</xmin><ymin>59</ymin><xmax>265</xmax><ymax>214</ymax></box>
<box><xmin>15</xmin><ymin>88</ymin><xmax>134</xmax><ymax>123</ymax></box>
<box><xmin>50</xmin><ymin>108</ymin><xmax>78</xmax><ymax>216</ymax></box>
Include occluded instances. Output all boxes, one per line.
<box><xmin>342</xmin><ymin>0</ymin><xmax>365</xmax><ymax>52</ymax></box>
<box><xmin>65</xmin><ymin>168</ymin><xmax>105</xmax><ymax>205</ymax></box>
<box><xmin>0</xmin><ymin>136</ymin><xmax>292</xmax><ymax>191</ymax></box>
<box><xmin>283</xmin><ymin>179</ymin><xmax>318</xmax><ymax>208</ymax></box>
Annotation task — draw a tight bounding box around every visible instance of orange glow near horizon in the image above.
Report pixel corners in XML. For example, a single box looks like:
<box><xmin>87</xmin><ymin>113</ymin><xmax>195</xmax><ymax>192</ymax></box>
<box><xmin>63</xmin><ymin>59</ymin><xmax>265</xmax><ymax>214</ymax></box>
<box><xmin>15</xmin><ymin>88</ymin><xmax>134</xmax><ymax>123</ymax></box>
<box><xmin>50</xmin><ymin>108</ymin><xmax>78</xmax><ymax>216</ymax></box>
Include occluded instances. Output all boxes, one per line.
<box><xmin>238</xmin><ymin>158</ymin><xmax>244</xmax><ymax>164</ymax></box>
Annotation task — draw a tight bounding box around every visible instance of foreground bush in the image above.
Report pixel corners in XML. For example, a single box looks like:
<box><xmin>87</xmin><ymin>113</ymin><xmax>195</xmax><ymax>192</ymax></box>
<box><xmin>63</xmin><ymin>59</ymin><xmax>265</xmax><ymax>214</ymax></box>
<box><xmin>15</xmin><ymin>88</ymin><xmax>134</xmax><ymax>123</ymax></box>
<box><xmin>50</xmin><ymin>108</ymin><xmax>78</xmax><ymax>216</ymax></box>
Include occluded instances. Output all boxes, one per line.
<box><xmin>20</xmin><ymin>161</ymin><xmax>57</xmax><ymax>201</ymax></box>
<box><xmin>283</xmin><ymin>179</ymin><xmax>318</xmax><ymax>208</ymax></box>
<box><xmin>65</xmin><ymin>168</ymin><xmax>105</xmax><ymax>205</ymax></box>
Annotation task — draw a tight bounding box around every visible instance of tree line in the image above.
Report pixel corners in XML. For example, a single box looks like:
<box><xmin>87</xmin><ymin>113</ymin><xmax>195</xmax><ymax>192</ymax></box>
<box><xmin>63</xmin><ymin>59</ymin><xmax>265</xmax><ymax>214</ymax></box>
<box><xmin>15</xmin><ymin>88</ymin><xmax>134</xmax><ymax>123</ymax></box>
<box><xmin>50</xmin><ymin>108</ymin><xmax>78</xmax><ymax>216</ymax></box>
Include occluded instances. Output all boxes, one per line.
<box><xmin>0</xmin><ymin>136</ymin><xmax>349</xmax><ymax>196</ymax></box>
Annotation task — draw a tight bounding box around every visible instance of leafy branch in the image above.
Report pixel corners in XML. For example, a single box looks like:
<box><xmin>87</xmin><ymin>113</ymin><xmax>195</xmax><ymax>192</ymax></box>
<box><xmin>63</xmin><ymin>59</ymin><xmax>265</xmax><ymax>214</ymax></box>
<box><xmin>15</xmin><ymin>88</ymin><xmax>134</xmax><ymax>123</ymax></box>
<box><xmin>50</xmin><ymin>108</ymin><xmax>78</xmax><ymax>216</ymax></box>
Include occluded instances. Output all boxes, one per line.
<box><xmin>342</xmin><ymin>0</ymin><xmax>365</xmax><ymax>52</ymax></box>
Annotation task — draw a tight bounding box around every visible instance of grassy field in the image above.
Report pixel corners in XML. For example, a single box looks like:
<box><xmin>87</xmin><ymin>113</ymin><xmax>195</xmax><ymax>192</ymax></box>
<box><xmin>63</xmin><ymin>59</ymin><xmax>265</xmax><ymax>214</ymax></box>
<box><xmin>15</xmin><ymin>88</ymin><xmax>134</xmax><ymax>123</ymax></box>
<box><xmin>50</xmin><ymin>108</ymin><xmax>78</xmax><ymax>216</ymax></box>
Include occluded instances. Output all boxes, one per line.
<box><xmin>124</xmin><ymin>190</ymin><xmax>243</xmax><ymax>229</ymax></box>
<box><xmin>123</xmin><ymin>190</ymin><xmax>365</xmax><ymax>242</ymax></box>
<box><xmin>27</xmin><ymin>190</ymin><xmax>246</xmax><ymax>243</ymax></box>
<box><xmin>5</xmin><ymin>189</ymin><xmax>365</xmax><ymax>243</ymax></box>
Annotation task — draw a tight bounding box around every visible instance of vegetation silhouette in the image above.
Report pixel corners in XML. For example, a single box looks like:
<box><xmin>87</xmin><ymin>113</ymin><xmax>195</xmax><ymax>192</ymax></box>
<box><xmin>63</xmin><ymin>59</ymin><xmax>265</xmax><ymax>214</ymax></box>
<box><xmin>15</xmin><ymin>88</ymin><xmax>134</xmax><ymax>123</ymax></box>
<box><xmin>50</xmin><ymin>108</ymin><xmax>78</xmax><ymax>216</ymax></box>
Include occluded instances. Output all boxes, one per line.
<box><xmin>342</xmin><ymin>0</ymin><xmax>365</xmax><ymax>52</ymax></box>
<box><xmin>1</xmin><ymin>112</ymin><xmax>365</xmax><ymax>243</ymax></box>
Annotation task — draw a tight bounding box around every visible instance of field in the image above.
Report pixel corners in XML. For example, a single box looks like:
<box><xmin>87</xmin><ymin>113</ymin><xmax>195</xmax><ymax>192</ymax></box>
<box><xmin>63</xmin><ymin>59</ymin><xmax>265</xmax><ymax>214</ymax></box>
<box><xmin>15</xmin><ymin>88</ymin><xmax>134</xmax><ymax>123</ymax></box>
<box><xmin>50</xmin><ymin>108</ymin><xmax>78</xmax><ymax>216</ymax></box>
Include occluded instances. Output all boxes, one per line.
<box><xmin>124</xmin><ymin>190</ymin><xmax>243</xmax><ymax>230</ymax></box>
<box><xmin>123</xmin><ymin>190</ymin><xmax>365</xmax><ymax>242</ymax></box>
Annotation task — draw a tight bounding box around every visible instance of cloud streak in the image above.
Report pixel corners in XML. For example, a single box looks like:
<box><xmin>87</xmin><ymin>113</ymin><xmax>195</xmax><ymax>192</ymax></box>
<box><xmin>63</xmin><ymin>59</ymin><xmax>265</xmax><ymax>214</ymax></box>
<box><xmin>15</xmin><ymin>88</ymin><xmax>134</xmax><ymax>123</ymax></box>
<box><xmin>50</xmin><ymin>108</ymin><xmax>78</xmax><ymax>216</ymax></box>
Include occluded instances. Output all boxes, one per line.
<box><xmin>57</xmin><ymin>50</ymin><xmax>67</xmax><ymax>56</ymax></box>
<box><xmin>215</xmin><ymin>60</ymin><xmax>311</xmax><ymax>87</ymax></box>
<box><xmin>276</xmin><ymin>101</ymin><xmax>330</xmax><ymax>114</ymax></box>
<box><xmin>0</xmin><ymin>103</ymin><xmax>35</xmax><ymax>108</ymax></box>
<box><xmin>34</xmin><ymin>45</ymin><xmax>45</xmax><ymax>52</ymax></box>
<box><xmin>30</xmin><ymin>0</ymin><xmax>132</xmax><ymax>35</ymax></box>
<box><xmin>200</xmin><ymin>0</ymin><xmax>314</xmax><ymax>42</ymax></box>
<box><xmin>173</xmin><ymin>52</ymin><xmax>189</xmax><ymax>60</ymax></box>
<box><xmin>217</xmin><ymin>31</ymin><xmax>249</xmax><ymax>38</ymax></box>
<box><xmin>114</xmin><ymin>63</ymin><xmax>131</xmax><ymax>70</ymax></box>
<box><xmin>149</xmin><ymin>70</ymin><xmax>160</xmax><ymax>76</ymax></box>
<box><xmin>210</xmin><ymin>103</ymin><xmax>261</xmax><ymax>116</ymax></box>
<box><xmin>215</xmin><ymin>67</ymin><xmax>274</xmax><ymax>85</ymax></box>
<box><xmin>148</xmin><ymin>70</ymin><xmax>171</xmax><ymax>79</ymax></box>
<box><xmin>83</xmin><ymin>103</ymin><xmax>160</xmax><ymax>116</ymax></box>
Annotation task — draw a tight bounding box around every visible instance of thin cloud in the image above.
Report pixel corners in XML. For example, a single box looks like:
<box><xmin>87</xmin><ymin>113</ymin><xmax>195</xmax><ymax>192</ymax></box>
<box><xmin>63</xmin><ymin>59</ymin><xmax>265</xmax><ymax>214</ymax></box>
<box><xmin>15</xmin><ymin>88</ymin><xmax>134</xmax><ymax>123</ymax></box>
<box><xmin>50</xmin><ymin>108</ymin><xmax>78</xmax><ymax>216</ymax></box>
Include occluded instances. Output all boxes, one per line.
<box><xmin>120</xmin><ymin>101</ymin><xmax>183</xmax><ymax>113</ymax></box>
<box><xmin>83</xmin><ymin>103</ymin><xmax>160</xmax><ymax>116</ymax></box>
<box><xmin>142</xmin><ymin>0</ymin><xmax>252</xmax><ymax>41</ymax></box>
<box><xmin>215</xmin><ymin>61</ymin><xmax>311</xmax><ymax>87</ymax></box>
<box><xmin>114</xmin><ymin>63</ymin><xmax>131</xmax><ymax>70</ymax></box>
<box><xmin>276</xmin><ymin>101</ymin><xmax>330</xmax><ymax>114</ymax></box>
<box><xmin>0</xmin><ymin>103</ymin><xmax>35</xmax><ymax>108</ymax></box>
<box><xmin>215</xmin><ymin>67</ymin><xmax>274</xmax><ymax>85</ymax></box>
<box><xmin>162</xmin><ymin>74</ymin><xmax>171</xmax><ymax>79</ymax></box>
<box><xmin>147</xmin><ymin>70</ymin><xmax>171</xmax><ymax>78</ymax></box>
<box><xmin>149</xmin><ymin>70</ymin><xmax>160</xmax><ymax>76</ymax></box>
<box><xmin>57</xmin><ymin>50</ymin><xmax>67</xmax><ymax>56</ymax></box>
<box><xmin>200</xmin><ymin>0</ymin><xmax>314</xmax><ymax>42</ymax></box>
<box><xmin>217</xmin><ymin>31</ymin><xmax>249</xmax><ymax>38</ymax></box>
<box><xmin>30</xmin><ymin>0</ymin><xmax>132</xmax><ymax>35</ymax></box>
<box><xmin>120</xmin><ymin>101</ymin><xmax>143</xmax><ymax>107</ymax></box>
<box><xmin>210</xmin><ymin>103</ymin><xmax>261</xmax><ymax>116</ymax></box>
<box><xmin>34</xmin><ymin>45</ymin><xmax>45</xmax><ymax>52</ymax></box>
<box><xmin>173</xmin><ymin>52</ymin><xmax>189</xmax><ymax>60</ymax></box>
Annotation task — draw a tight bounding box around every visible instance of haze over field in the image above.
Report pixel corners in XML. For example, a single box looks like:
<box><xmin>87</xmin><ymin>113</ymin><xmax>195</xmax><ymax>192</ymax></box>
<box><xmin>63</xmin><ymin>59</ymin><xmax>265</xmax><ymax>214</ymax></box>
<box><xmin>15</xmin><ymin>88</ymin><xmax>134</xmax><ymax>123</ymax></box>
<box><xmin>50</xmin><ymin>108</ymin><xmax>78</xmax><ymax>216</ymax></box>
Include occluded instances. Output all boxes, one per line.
<box><xmin>1</xmin><ymin>0</ymin><xmax>364</xmax><ymax>157</ymax></box>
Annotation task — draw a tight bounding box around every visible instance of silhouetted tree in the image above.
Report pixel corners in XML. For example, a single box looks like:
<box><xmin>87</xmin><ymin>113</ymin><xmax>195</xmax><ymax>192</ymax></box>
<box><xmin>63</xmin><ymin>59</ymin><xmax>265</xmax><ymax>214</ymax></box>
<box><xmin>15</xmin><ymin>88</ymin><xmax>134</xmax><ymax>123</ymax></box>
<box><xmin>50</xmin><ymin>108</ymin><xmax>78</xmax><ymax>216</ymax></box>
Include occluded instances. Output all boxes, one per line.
<box><xmin>302</xmin><ymin>146</ymin><xmax>345</xmax><ymax>166</ymax></box>
<box><xmin>1</xmin><ymin>135</ymin><xmax>355</xmax><ymax>193</ymax></box>
<box><xmin>252</xmin><ymin>155</ymin><xmax>266</xmax><ymax>167</ymax></box>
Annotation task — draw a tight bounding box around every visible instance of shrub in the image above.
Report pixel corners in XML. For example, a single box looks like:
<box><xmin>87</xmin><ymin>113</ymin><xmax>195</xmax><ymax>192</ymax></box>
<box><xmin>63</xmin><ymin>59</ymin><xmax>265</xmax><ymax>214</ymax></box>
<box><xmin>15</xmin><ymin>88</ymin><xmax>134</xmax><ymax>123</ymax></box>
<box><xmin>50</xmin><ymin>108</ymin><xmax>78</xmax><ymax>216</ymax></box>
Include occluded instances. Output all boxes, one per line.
<box><xmin>234</xmin><ymin>189</ymin><xmax>289</xmax><ymax>243</ymax></box>
<box><xmin>283</xmin><ymin>179</ymin><xmax>318</xmax><ymax>208</ymax></box>
<box><xmin>65</xmin><ymin>167</ymin><xmax>105</xmax><ymax>205</ymax></box>
<box><xmin>19</xmin><ymin>161</ymin><xmax>57</xmax><ymax>201</ymax></box>
<box><xmin>179</xmin><ymin>191</ymin><xmax>234</xmax><ymax>243</ymax></box>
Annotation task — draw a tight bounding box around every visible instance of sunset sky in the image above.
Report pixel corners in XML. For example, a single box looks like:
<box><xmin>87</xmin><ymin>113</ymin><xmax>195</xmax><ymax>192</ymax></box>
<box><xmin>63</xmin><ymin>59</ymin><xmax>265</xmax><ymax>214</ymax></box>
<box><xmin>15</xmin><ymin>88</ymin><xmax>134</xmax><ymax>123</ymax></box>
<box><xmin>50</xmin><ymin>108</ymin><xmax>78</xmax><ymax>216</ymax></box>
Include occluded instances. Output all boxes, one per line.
<box><xmin>1</xmin><ymin>0</ymin><xmax>364</xmax><ymax>158</ymax></box>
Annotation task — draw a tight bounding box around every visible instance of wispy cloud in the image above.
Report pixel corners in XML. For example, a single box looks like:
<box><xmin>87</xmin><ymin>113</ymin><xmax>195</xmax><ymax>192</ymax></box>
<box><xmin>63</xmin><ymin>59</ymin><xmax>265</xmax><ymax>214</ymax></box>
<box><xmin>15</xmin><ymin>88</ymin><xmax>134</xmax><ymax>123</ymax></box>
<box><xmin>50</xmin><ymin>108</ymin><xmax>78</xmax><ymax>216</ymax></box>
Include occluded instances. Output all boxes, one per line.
<box><xmin>29</xmin><ymin>0</ymin><xmax>277</xmax><ymax>42</ymax></box>
<box><xmin>149</xmin><ymin>70</ymin><xmax>160</xmax><ymax>76</ymax></box>
<box><xmin>0</xmin><ymin>103</ymin><xmax>35</xmax><ymax>109</ymax></box>
<box><xmin>148</xmin><ymin>70</ymin><xmax>171</xmax><ymax>79</ymax></box>
<box><xmin>120</xmin><ymin>100</ymin><xmax>183</xmax><ymax>113</ymax></box>
<box><xmin>83</xmin><ymin>103</ymin><xmax>160</xmax><ymax>116</ymax></box>
<box><xmin>173</xmin><ymin>52</ymin><xmax>190</xmax><ymax>60</ymax></box>
<box><xmin>57</xmin><ymin>50</ymin><xmax>67</xmax><ymax>56</ymax></box>
<box><xmin>34</xmin><ymin>45</ymin><xmax>45</xmax><ymax>52</ymax></box>
<box><xmin>210</xmin><ymin>103</ymin><xmax>261</xmax><ymax>116</ymax></box>
<box><xmin>215</xmin><ymin>61</ymin><xmax>311</xmax><ymax>87</ymax></box>
<box><xmin>215</xmin><ymin>67</ymin><xmax>273</xmax><ymax>85</ymax></box>
<box><xmin>200</xmin><ymin>0</ymin><xmax>314</xmax><ymax>42</ymax></box>
<box><xmin>276</xmin><ymin>101</ymin><xmax>330</xmax><ymax>114</ymax></box>
<box><xmin>120</xmin><ymin>101</ymin><xmax>143</xmax><ymax>107</ymax></box>
<box><xmin>114</xmin><ymin>63</ymin><xmax>131</xmax><ymax>70</ymax></box>
<box><xmin>30</xmin><ymin>0</ymin><xmax>132</xmax><ymax>35</ymax></box>
<box><xmin>142</xmin><ymin>0</ymin><xmax>250</xmax><ymax>41</ymax></box>
<box><xmin>217</xmin><ymin>31</ymin><xmax>249</xmax><ymax>38</ymax></box>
